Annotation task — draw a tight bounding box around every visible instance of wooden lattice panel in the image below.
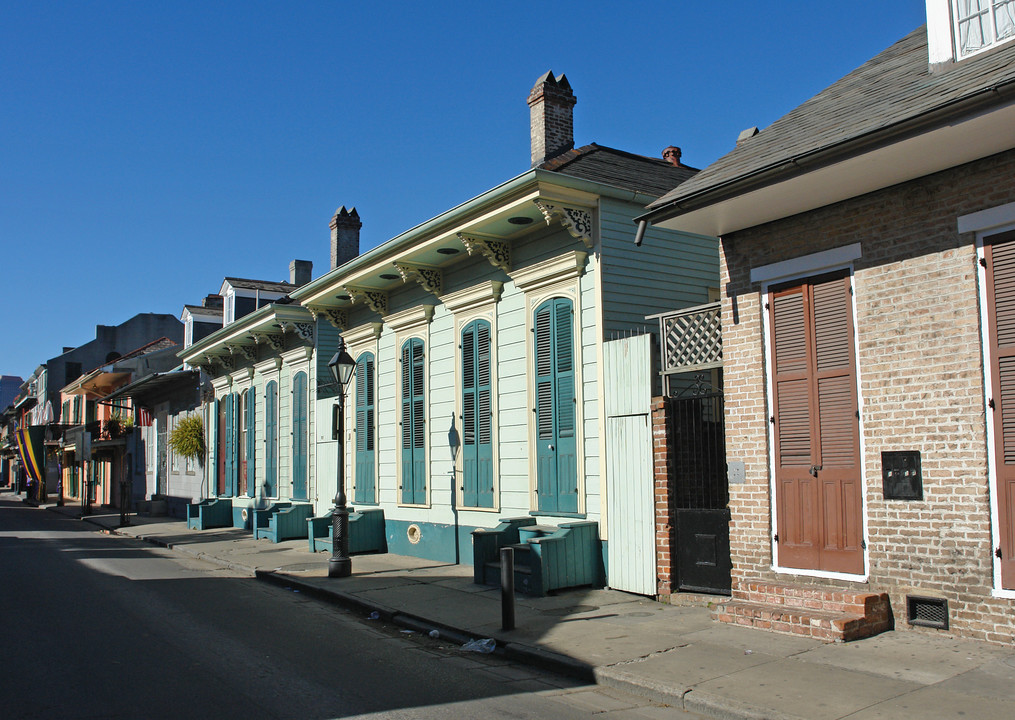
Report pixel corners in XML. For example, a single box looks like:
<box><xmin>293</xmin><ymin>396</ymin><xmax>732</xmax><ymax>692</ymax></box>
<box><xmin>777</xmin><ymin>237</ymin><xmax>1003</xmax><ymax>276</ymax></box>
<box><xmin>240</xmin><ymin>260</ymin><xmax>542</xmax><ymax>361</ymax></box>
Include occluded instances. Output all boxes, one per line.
<box><xmin>659</xmin><ymin>301</ymin><xmax>722</xmax><ymax>373</ymax></box>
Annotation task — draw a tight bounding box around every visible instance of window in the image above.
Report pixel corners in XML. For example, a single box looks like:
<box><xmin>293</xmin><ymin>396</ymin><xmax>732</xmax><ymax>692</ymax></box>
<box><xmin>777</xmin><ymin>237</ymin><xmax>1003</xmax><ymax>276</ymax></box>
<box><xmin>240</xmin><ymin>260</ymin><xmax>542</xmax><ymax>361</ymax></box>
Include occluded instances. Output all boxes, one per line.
<box><xmin>73</xmin><ymin>396</ymin><xmax>82</xmax><ymax>424</ymax></box>
<box><xmin>61</xmin><ymin>400</ymin><xmax>69</xmax><ymax>424</ymax></box>
<box><xmin>170</xmin><ymin>416</ymin><xmax>180</xmax><ymax>472</ymax></box>
<box><xmin>400</xmin><ymin>338</ymin><xmax>426</xmax><ymax>505</ymax></box>
<box><xmin>954</xmin><ymin>0</ymin><xmax>1015</xmax><ymax>56</ymax></box>
<box><xmin>462</xmin><ymin>320</ymin><xmax>494</xmax><ymax>508</ymax></box>
<box><xmin>65</xmin><ymin>362</ymin><xmax>82</xmax><ymax>386</ymax></box>
<box><xmin>354</xmin><ymin>353</ymin><xmax>376</xmax><ymax>504</ymax></box>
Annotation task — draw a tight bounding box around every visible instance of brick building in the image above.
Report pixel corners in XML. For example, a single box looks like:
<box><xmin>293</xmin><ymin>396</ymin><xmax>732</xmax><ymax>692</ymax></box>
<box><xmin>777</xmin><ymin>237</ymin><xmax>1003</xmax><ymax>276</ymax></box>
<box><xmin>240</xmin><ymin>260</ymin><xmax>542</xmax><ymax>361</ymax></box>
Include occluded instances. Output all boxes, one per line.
<box><xmin>639</xmin><ymin>4</ymin><xmax>1015</xmax><ymax>643</ymax></box>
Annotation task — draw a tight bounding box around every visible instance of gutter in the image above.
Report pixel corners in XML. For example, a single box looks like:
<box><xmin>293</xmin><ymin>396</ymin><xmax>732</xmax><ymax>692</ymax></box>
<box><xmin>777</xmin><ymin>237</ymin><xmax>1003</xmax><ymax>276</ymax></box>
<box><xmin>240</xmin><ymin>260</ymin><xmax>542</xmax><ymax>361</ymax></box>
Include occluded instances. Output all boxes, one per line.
<box><xmin>634</xmin><ymin>76</ymin><xmax>1015</xmax><ymax>230</ymax></box>
<box><xmin>292</xmin><ymin>168</ymin><xmax>660</xmax><ymax>303</ymax></box>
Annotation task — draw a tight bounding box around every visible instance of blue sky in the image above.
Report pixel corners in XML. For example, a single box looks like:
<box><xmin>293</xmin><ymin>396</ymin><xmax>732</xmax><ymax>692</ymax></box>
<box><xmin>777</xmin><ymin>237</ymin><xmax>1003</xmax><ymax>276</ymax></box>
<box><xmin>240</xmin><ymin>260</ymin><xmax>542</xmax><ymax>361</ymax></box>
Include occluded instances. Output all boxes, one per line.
<box><xmin>1</xmin><ymin>1</ymin><xmax>927</xmax><ymax>382</ymax></box>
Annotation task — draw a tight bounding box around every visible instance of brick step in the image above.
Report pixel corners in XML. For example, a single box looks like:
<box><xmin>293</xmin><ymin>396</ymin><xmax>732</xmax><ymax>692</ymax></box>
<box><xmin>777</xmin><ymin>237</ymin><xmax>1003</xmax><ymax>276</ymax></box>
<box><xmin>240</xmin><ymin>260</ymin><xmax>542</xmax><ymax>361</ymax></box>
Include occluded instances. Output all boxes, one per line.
<box><xmin>713</xmin><ymin>600</ymin><xmax>873</xmax><ymax>642</ymax></box>
<box><xmin>714</xmin><ymin>579</ymin><xmax>894</xmax><ymax>642</ymax></box>
<box><xmin>735</xmin><ymin>579</ymin><xmax>889</xmax><ymax>617</ymax></box>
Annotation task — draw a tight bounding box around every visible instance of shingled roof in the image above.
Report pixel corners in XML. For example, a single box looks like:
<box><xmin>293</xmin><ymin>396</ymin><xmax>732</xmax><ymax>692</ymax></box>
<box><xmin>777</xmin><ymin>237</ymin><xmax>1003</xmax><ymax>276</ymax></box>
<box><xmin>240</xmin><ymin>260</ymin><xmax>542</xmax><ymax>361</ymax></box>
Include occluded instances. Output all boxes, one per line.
<box><xmin>542</xmin><ymin>143</ymin><xmax>697</xmax><ymax>198</ymax></box>
<box><xmin>648</xmin><ymin>25</ymin><xmax>1015</xmax><ymax>213</ymax></box>
<box><xmin>222</xmin><ymin>277</ymin><xmax>296</xmax><ymax>294</ymax></box>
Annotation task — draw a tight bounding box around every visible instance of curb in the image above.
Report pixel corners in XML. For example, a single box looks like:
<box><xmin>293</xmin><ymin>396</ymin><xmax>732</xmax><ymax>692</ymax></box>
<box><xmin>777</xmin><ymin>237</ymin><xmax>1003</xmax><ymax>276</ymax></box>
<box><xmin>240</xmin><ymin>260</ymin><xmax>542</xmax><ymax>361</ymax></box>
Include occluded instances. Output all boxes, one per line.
<box><xmin>37</xmin><ymin>504</ymin><xmax>770</xmax><ymax>720</ymax></box>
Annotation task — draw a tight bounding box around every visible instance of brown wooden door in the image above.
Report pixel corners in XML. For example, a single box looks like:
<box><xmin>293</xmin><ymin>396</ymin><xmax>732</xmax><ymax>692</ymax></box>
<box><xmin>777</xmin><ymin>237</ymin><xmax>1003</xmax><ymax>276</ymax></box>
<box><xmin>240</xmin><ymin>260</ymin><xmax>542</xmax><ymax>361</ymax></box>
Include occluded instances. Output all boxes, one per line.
<box><xmin>983</xmin><ymin>230</ymin><xmax>1015</xmax><ymax>589</ymax></box>
<box><xmin>771</xmin><ymin>271</ymin><xmax>864</xmax><ymax>574</ymax></box>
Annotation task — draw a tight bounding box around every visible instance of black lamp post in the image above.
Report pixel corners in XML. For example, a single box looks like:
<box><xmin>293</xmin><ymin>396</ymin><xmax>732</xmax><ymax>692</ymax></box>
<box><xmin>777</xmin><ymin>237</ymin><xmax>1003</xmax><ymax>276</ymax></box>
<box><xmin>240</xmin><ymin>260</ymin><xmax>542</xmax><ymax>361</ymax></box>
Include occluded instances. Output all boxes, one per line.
<box><xmin>328</xmin><ymin>340</ymin><xmax>357</xmax><ymax>578</ymax></box>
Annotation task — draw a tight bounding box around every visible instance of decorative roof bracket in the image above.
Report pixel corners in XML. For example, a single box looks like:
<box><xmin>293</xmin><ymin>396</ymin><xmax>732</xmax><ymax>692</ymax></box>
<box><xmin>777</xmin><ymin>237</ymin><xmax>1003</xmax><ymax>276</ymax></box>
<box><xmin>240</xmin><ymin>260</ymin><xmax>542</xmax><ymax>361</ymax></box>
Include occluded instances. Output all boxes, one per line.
<box><xmin>252</xmin><ymin>333</ymin><xmax>285</xmax><ymax>351</ymax></box>
<box><xmin>280</xmin><ymin>321</ymin><xmax>315</xmax><ymax>343</ymax></box>
<box><xmin>345</xmin><ymin>286</ymin><xmax>389</xmax><ymax>316</ymax></box>
<box><xmin>393</xmin><ymin>261</ymin><xmax>443</xmax><ymax>296</ymax></box>
<box><xmin>534</xmin><ymin>200</ymin><xmax>594</xmax><ymax>249</ymax></box>
<box><xmin>308</xmin><ymin>306</ymin><xmax>349</xmax><ymax>331</ymax></box>
<box><xmin>457</xmin><ymin>232</ymin><xmax>511</xmax><ymax>273</ymax></box>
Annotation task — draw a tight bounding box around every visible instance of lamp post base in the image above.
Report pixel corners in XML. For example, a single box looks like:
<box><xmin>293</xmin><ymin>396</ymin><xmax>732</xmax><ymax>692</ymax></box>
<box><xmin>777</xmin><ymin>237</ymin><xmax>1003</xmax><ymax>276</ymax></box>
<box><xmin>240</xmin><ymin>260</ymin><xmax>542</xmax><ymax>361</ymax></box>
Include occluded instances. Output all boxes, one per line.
<box><xmin>328</xmin><ymin>556</ymin><xmax>352</xmax><ymax>578</ymax></box>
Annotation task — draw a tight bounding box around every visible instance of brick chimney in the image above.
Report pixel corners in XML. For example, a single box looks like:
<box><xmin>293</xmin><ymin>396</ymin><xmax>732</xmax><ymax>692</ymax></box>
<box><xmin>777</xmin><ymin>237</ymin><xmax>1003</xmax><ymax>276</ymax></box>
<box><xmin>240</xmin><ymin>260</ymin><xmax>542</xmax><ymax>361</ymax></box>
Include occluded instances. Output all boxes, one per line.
<box><xmin>290</xmin><ymin>259</ymin><xmax>312</xmax><ymax>286</ymax></box>
<box><xmin>330</xmin><ymin>206</ymin><xmax>361</xmax><ymax>270</ymax></box>
<box><xmin>528</xmin><ymin>71</ymin><xmax>576</xmax><ymax>167</ymax></box>
<box><xmin>662</xmin><ymin>146</ymin><xmax>682</xmax><ymax>166</ymax></box>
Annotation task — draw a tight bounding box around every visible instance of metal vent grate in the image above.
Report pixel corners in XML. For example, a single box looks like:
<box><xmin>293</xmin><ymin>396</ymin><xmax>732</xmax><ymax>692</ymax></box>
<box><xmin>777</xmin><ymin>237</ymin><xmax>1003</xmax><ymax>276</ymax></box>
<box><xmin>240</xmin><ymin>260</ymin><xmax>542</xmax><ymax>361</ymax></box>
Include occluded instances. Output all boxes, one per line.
<box><xmin>907</xmin><ymin>595</ymin><xmax>948</xmax><ymax>630</ymax></box>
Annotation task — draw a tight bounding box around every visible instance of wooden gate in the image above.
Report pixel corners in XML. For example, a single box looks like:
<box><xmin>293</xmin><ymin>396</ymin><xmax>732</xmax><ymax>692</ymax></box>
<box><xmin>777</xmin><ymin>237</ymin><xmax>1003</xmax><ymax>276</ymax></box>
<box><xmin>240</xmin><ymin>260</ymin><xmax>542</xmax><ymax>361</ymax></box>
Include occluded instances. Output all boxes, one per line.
<box><xmin>604</xmin><ymin>334</ymin><xmax>655</xmax><ymax>596</ymax></box>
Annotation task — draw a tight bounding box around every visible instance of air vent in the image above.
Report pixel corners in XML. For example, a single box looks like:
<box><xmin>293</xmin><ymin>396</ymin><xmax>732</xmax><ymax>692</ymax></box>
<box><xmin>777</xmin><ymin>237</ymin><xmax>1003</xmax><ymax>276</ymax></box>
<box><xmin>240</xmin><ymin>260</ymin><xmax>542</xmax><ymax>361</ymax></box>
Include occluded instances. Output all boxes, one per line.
<box><xmin>907</xmin><ymin>595</ymin><xmax>948</xmax><ymax>630</ymax></box>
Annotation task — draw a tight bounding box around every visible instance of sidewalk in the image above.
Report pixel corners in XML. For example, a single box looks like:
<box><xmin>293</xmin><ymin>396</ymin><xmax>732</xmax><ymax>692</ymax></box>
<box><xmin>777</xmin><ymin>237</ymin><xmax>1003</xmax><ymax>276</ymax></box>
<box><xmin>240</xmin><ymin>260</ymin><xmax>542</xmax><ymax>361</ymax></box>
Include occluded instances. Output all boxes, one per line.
<box><xmin>45</xmin><ymin>503</ymin><xmax>1015</xmax><ymax>719</ymax></box>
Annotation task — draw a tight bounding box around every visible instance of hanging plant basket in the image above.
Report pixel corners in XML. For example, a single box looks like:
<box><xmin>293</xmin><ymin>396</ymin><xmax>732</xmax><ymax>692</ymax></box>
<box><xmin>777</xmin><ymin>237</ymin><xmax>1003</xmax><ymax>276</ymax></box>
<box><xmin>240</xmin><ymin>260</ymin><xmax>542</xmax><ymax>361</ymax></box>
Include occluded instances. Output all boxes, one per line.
<box><xmin>169</xmin><ymin>415</ymin><xmax>206</xmax><ymax>465</ymax></box>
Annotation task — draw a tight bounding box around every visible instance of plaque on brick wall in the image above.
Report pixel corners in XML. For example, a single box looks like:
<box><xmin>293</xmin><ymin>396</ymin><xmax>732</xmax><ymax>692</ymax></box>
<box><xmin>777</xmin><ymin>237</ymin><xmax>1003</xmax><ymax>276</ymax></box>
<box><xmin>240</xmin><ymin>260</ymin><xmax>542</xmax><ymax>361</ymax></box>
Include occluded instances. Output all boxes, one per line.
<box><xmin>882</xmin><ymin>451</ymin><xmax>922</xmax><ymax>500</ymax></box>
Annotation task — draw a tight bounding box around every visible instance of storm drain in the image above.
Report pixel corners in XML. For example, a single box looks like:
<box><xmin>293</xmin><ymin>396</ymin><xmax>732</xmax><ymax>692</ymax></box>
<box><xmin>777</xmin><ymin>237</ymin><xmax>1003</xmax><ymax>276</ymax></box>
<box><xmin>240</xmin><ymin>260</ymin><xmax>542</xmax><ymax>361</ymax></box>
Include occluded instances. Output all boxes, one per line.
<box><xmin>907</xmin><ymin>595</ymin><xmax>948</xmax><ymax>630</ymax></box>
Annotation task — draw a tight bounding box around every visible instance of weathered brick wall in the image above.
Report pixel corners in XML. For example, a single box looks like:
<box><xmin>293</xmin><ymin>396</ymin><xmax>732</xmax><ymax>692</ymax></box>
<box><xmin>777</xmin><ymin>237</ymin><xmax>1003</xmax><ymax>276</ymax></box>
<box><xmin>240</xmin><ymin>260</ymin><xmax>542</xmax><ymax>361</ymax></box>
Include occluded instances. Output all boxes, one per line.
<box><xmin>653</xmin><ymin>397</ymin><xmax>676</xmax><ymax>596</ymax></box>
<box><xmin>721</xmin><ymin>148</ymin><xmax>1015</xmax><ymax>643</ymax></box>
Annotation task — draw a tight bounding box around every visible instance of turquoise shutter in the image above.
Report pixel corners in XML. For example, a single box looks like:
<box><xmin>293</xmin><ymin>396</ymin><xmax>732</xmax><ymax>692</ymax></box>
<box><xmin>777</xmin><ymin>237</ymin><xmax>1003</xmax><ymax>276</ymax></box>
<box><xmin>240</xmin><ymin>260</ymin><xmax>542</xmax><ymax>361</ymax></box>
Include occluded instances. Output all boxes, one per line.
<box><xmin>245</xmin><ymin>389</ymin><xmax>256</xmax><ymax>497</ymax></box>
<box><xmin>553</xmin><ymin>299</ymin><xmax>578</xmax><ymax>513</ymax></box>
<box><xmin>534</xmin><ymin>298</ymin><xmax>577</xmax><ymax>514</ymax></box>
<box><xmin>354</xmin><ymin>353</ymin><xmax>376</xmax><ymax>504</ymax></box>
<box><xmin>462</xmin><ymin>320</ymin><xmax>493</xmax><ymax>508</ymax></box>
<box><xmin>265</xmin><ymin>381</ymin><xmax>278</xmax><ymax>497</ymax></box>
<box><xmin>224</xmin><ymin>393</ymin><xmax>236</xmax><ymax>496</ymax></box>
<box><xmin>401</xmin><ymin>339</ymin><xmax>425</xmax><ymax>504</ymax></box>
<box><xmin>292</xmin><ymin>372</ymin><xmax>308</xmax><ymax>500</ymax></box>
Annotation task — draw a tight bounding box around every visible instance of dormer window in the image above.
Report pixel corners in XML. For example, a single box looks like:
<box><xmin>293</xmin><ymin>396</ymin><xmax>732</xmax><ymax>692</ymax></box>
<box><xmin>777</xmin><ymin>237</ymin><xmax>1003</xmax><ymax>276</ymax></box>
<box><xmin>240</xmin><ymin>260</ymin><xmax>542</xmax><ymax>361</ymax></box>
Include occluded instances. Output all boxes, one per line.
<box><xmin>953</xmin><ymin>1</ymin><xmax>1015</xmax><ymax>57</ymax></box>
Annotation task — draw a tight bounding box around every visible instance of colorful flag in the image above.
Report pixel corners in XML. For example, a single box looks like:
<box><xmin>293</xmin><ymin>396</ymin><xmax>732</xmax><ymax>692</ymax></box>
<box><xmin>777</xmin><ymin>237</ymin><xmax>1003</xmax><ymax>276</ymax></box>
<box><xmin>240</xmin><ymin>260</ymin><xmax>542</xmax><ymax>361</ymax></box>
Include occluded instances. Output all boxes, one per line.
<box><xmin>136</xmin><ymin>406</ymin><xmax>153</xmax><ymax>427</ymax></box>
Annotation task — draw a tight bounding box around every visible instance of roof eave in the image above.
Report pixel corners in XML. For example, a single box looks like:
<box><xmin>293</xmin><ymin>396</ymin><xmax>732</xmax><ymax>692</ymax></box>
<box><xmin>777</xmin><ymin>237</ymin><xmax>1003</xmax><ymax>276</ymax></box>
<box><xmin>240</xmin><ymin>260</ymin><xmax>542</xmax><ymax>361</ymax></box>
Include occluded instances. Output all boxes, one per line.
<box><xmin>637</xmin><ymin>76</ymin><xmax>1015</xmax><ymax>232</ymax></box>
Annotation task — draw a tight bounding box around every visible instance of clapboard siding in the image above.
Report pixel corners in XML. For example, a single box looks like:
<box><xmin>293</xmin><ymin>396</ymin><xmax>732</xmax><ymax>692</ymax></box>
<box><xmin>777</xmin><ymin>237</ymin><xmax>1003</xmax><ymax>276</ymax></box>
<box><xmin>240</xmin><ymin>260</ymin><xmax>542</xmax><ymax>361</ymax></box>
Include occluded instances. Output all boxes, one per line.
<box><xmin>599</xmin><ymin>197</ymin><xmax>719</xmax><ymax>335</ymax></box>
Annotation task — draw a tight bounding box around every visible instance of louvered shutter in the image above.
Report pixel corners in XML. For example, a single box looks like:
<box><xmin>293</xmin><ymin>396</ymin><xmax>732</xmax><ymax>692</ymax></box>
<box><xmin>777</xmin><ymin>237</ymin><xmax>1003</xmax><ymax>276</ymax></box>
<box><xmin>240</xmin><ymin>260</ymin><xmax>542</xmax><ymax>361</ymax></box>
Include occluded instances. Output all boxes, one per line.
<box><xmin>985</xmin><ymin>230</ymin><xmax>1015</xmax><ymax>588</ymax></box>
<box><xmin>245</xmin><ymin>390</ymin><xmax>256</xmax><ymax>497</ymax></box>
<box><xmin>265</xmin><ymin>381</ymin><xmax>278</xmax><ymax>497</ymax></box>
<box><xmin>224</xmin><ymin>393</ymin><xmax>236</xmax><ymax>496</ymax></box>
<box><xmin>354</xmin><ymin>353</ymin><xmax>376</xmax><ymax>504</ymax></box>
<box><xmin>292</xmin><ymin>372</ymin><xmax>308</xmax><ymax>500</ymax></box>
<box><xmin>401</xmin><ymin>339</ymin><xmax>426</xmax><ymax>504</ymax></box>
<box><xmin>771</xmin><ymin>272</ymin><xmax>862</xmax><ymax>574</ymax></box>
<box><xmin>462</xmin><ymin>320</ymin><xmax>494</xmax><ymax>508</ymax></box>
<box><xmin>534</xmin><ymin>298</ymin><xmax>578</xmax><ymax>514</ymax></box>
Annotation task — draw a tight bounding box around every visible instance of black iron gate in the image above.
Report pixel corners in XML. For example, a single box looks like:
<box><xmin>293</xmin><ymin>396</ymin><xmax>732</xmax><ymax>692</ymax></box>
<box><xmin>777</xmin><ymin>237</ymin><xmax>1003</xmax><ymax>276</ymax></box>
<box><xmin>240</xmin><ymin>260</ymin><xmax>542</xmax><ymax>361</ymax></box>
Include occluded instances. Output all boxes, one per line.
<box><xmin>668</xmin><ymin>377</ymin><xmax>731</xmax><ymax>595</ymax></box>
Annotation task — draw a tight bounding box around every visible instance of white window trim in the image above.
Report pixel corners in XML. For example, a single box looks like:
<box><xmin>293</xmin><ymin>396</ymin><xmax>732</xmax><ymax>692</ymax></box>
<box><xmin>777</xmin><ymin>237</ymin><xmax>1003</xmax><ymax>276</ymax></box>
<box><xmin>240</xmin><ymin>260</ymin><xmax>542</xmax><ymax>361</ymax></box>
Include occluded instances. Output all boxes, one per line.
<box><xmin>346</xmin><ymin>322</ymin><xmax>383</xmax><ymax>506</ymax></box>
<box><xmin>757</xmin><ymin>244</ymin><xmax>870</xmax><ymax>582</ymax></box>
<box><xmin>450</xmin><ymin>285</ymin><xmax>501</xmax><ymax>513</ymax></box>
<box><xmin>524</xmin><ymin>276</ymin><xmax>587</xmax><ymax>517</ymax></box>
<box><xmin>951</xmin><ymin>0</ymin><xmax>1015</xmax><ymax>59</ymax></box>
<box><xmin>393</xmin><ymin>311</ymin><xmax>433</xmax><ymax>509</ymax></box>
<box><xmin>967</xmin><ymin>203</ymin><xmax>1015</xmax><ymax>598</ymax></box>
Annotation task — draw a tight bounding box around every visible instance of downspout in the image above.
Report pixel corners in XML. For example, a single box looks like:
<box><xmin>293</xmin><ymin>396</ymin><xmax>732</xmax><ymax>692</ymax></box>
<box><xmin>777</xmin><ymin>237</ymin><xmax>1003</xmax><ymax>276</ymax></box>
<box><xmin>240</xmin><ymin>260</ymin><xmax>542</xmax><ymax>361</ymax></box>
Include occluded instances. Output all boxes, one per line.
<box><xmin>633</xmin><ymin>219</ymin><xmax>648</xmax><ymax>247</ymax></box>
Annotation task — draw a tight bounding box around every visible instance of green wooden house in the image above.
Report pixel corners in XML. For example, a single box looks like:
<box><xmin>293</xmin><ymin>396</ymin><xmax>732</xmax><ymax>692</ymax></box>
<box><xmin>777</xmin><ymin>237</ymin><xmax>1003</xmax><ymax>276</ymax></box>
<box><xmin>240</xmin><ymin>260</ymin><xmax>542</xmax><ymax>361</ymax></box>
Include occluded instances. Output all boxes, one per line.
<box><xmin>291</xmin><ymin>72</ymin><xmax>719</xmax><ymax>592</ymax></box>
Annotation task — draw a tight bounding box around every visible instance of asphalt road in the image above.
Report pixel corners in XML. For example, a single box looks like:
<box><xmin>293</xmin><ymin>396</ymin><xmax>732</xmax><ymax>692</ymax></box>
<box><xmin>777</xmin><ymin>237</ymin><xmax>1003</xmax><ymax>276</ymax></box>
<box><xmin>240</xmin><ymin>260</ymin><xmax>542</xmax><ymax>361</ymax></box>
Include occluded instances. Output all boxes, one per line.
<box><xmin>0</xmin><ymin>492</ymin><xmax>702</xmax><ymax>719</ymax></box>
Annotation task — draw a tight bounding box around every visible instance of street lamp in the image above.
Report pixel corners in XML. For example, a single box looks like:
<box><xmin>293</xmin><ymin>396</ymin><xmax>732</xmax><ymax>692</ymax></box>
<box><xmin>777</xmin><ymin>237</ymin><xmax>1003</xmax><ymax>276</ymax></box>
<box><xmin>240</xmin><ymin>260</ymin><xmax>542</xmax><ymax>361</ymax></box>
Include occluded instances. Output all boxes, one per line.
<box><xmin>328</xmin><ymin>340</ymin><xmax>357</xmax><ymax>578</ymax></box>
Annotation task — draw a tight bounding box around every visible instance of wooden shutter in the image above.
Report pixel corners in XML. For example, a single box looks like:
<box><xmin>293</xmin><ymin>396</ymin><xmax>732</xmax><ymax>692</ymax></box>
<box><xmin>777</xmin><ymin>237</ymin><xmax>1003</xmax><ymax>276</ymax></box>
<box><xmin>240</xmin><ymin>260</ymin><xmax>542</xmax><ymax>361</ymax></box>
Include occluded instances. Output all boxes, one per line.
<box><xmin>292</xmin><ymin>372</ymin><xmax>308</xmax><ymax>500</ymax></box>
<box><xmin>985</xmin><ymin>230</ymin><xmax>1015</xmax><ymax>588</ymax></box>
<box><xmin>245</xmin><ymin>389</ymin><xmax>256</xmax><ymax>497</ymax></box>
<box><xmin>534</xmin><ymin>298</ymin><xmax>578</xmax><ymax>514</ymax></box>
<box><xmin>224</xmin><ymin>394</ymin><xmax>236</xmax><ymax>496</ymax></box>
<box><xmin>238</xmin><ymin>391</ymin><xmax>248</xmax><ymax>497</ymax></box>
<box><xmin>354</xmin><ymin>353</ymin><xmax>376</xmax><ymax>504</ymax></box>
<box><xmin>401</xmin><ymin>339</ymin><xmax>426</xmax><ymax>504</ymax></box>
<box><xmin>771</xmin><ymin>272</ymin><xmax>862</xmax><ymax>574</ymax></box>
<box><xmin>264</xmin><ymin>381</ymin><xmax>278</xmax><ymax>497</ymax></box>
<box><xmin>462</xmin><ymin>320</ymin><xmax>494</xmax><ymax>508</ymax></box>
